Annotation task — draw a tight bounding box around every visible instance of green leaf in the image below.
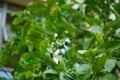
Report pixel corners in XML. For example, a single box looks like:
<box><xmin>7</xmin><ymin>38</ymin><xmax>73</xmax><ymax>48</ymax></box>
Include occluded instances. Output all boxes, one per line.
<box><xmin>99</xmin><ymin>41</ymin><xmax>120</xmax><ymax>51</ymax></box>
<box><xmin>65</xmin><ymin>48</ymin><xmax>77</xmax><ymax>60</ymax></box>
<box><xmin>12</xmin><ymin>17</ymin><xmax>25</xmax><ymax>25</ymax></box>
<box><xmin>91</xmin><ymin>25</ymin><xmax>102</xmax><ymax>34</ymax></box>
<box><xmin>11</xmin><ymin>11</ymin><xmax>23</xmax><ymax>16</ymax></box>
<box><xmin>61</xmin><ymin>4</ymin><xmax>72</xmax><ymax>10</ymax></box>
<box><xmin>104</xmin><ymin>59</ymin><xmax>117</xmax><ymax>72</ymax></box>
<box><xmin>99</xmin><ymin>74</ymin><xmax>117</xmax><ymax>80</ymax></box>
<box><xmin>104</xmin><ymin>18</ymin><xmax>120</xmax><ymax>31</ymax></box>
<box><xmin>60</xmin><ymin>72</ymin><xmax>66</xmax><ymax>80</ymax></box>
<box><xmin>115</xmin><ymin>28</ymin><xmax>120</xmax><ymax>34</ymax></box>
<box><xmin>84</xmin><ymin>16</ymin><xmax>101</xmax><ymax>25</ymax></box>
<box><xmin>117</xmin><ymin>61</ymin><xmax>120</xmax><ymax>69</ymax></box>
<box><xmin>82</xmin><ymin>37</ymin><xmax>94</xmax><ymax>49</ymax></box>
<box><xmin>76</xmin><ymin>64</ymin><xmax>91</xmax><ymax>80</ymax></box>
<box><xmin>78</xmin><ymin>50</ymin><xmax>87</xmax><ymax>54</ymax></box>
<box><xmin>76</xmin><ymin>64</ymin><xmax>91</xmax><ymax>76</ymax></box>
<box><xmin>56</xmin><ymin>39</ymin><xmax>65</xmax><ymax>46</ymax></box>
<box><xmin>114</xmin><ymin>28</ymin><xmax>120</xmax><ymax>38</ymax></box>
<box><xmin>92</xmin><ymin>54</ymin><xmax>107</xmax><ymax>74</ymax></box>
<box><xmin>95</xmin><ymin>32</ymin><xmax>104</xmax><ymax>44</ymax></box>
<box><xmin>25</xmin><ymin>71</ymin><xmax>37</xmax><ymax>77</ymax></box>
<box><xmin>20</xmin><ymin>53</ymin><xmax>40</xmax><ymax>66</ymax></box>
<box><xmin>39</xmin><ymin>40</ymin><xmax>50</xmax><ymax>57</ymax></box>
<box><xmin>114</xmin><ymin>34</ymin><xmax>120</xmax><ymax>38</ymax></box>
<box><xmin>47</xmin><ymin>0</ymin><xmax>58</xmax><ymax>4</ymax></box>
<box><xmin>44</xmin><ymin>69</ymin><xmax>57</xmax><ymax>74</ymax></box>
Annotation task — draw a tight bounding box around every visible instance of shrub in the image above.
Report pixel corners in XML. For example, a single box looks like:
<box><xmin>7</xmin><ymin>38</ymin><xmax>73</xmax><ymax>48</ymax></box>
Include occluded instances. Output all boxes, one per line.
<box><xmin>0</xmin><ymin>0</ymin><xmax>120</xmax><ymax>80</ymax></box>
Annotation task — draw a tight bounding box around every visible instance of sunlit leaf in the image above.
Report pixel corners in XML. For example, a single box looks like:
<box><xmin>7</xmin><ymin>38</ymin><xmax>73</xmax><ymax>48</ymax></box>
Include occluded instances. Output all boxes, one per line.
<box><xmin>104</xmin><ymin>59</ymin><xmax>117</xmax><ymax>72</ymax></box>
<box><xmin>95</xmin><ymin>32</ymin><xmax>104</xmax><ymax>44</ymax></box>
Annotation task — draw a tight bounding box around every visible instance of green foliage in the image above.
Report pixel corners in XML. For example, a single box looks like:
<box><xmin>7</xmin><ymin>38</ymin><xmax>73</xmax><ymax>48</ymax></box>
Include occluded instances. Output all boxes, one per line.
<box><xmin>0</xmin><ymin>0</ymin><xmax>120</xmax><ymax>80</ymax></box>
<box><xmin>99</xmin><ymin>74</ymin><xmax>117</xmax><ymax>80</ymax></box>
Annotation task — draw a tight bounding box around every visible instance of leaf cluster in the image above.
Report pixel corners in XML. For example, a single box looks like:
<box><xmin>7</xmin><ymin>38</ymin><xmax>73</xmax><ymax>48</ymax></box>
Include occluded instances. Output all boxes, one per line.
<box><xmin>0</xmin><ymin>0</ymin><xmax>120</xmax><ymax>80</ymax></box>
